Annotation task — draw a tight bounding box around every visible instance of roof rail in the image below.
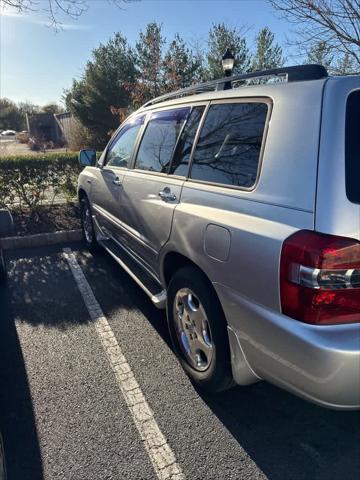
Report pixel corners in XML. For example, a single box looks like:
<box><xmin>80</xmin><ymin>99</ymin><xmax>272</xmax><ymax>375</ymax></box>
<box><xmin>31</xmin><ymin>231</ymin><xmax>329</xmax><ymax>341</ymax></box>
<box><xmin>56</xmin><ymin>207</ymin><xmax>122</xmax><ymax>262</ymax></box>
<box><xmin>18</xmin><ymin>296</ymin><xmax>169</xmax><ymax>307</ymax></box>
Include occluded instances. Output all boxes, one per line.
<box><xmin>143</xmin><ymin>64</ymin><xmax>328</xmax><ymax>108</ymax></box>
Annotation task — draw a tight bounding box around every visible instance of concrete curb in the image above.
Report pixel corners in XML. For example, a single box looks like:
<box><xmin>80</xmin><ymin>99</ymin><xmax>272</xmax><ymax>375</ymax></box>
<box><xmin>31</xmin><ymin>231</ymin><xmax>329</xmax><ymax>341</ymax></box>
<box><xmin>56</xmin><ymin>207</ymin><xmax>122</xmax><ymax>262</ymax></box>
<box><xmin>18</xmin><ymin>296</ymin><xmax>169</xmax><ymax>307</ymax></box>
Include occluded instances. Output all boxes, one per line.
<box><xmin>1</xmin><ymin>229</ymin><xmax>82</xmax><ymax>250</ymax></box>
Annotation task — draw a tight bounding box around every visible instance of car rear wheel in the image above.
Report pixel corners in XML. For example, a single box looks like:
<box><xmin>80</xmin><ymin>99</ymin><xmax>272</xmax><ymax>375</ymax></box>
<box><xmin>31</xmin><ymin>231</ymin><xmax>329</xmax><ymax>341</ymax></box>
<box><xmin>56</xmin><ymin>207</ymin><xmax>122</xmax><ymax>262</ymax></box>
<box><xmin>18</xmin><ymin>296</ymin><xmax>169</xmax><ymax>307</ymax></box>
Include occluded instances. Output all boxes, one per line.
<box><xmin>167</xmin><ymin>266</ymin><xmax>233</xmax><ymax>392</ymax></box>
<box><xmin>80</xmin><ymin>197</ymin><xmax>100</xmax><ymax>252</ymax></box>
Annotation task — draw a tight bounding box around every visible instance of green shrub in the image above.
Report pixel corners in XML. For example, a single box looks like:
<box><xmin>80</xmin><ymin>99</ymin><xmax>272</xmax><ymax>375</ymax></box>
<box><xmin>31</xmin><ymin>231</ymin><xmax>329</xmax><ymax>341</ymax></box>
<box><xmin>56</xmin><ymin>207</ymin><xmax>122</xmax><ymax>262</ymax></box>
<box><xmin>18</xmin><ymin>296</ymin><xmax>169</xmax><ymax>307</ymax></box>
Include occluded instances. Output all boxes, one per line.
<box><xmin>0</xmin><ymin>153</ymin><xmax>82</xmax><ymax>212</ymax></box>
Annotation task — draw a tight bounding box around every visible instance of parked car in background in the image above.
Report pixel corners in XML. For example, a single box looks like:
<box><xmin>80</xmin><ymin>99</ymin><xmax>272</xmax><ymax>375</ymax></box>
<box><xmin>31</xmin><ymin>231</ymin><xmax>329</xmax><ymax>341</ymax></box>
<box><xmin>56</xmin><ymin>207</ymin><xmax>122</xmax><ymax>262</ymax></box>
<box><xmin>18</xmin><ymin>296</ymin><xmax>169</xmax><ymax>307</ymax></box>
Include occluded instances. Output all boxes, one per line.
<box><xmin>77</xmin><ymin>65</ymin><xmax>360</xmax><ymax>410</ymax></box>
<box><xmin>0</xmin><ymin>130</ymin><xmax>16</xmax><ymax>136</ymax></box>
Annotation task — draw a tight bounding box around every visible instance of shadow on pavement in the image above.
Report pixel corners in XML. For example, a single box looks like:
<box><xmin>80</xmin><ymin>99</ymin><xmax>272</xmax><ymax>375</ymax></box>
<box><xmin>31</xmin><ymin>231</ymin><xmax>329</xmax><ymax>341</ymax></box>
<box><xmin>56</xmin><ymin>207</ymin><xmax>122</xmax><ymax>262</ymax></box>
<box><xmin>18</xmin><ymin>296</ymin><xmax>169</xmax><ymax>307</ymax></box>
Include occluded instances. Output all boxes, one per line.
<box><xmin>76</xmin><ymin>248</ymin><xmax>172</xmax><ymax>348</ymax></box>
<box><xmin>8</xmin><ymin>243</ymin><xmax>143</xmax><ymax>330</ymax></box>
<box><xmin>198</xmin><ymin>383</ymin><xmax>360</xmax><ymax>480</ymax></box>
<box><xmin>0</xmin><ymin>282</ymin><xmax>44</xmax><ymax>479</ymax></box>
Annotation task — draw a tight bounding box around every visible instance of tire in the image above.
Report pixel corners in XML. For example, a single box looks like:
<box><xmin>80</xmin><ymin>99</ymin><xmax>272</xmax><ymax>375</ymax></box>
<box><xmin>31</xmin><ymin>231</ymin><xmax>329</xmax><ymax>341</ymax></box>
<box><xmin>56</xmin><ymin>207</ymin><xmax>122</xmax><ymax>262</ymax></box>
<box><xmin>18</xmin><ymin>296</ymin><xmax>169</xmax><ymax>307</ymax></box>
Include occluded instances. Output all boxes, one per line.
<box><xmin>167</xmin><ymin>266</ymin><xmax>233</xmax><ymax>392</ymax></box>
<box><xmin>0</xmin><ymin>249</ymin><xmax>7</xmax><ymax>285</ymax></box>
<box><xmin>80</xmin><ymin>197</ymin><xmax>100</xmax><ymax>253</ymax></box>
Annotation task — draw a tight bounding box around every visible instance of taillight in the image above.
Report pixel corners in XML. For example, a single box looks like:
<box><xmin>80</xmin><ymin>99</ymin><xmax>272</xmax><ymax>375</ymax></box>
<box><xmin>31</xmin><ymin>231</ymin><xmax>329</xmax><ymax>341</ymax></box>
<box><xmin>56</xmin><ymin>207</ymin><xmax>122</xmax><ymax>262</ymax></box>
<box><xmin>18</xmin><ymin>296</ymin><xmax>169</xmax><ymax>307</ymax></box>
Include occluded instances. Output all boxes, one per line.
<box><xmin>280</xmin><ymin>230</ymin><xmax>360</xmax><ymax>325</ymax></box>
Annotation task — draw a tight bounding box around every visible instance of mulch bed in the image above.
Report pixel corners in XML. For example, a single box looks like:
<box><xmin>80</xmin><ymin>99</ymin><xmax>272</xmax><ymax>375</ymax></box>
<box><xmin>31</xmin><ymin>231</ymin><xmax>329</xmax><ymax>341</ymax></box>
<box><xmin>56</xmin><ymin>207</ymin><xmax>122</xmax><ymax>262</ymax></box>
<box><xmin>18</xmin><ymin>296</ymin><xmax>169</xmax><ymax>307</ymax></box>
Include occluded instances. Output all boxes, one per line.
<box><xmin>11</xmin><ymin>203</ymin><xmax>81</xmax><ymax>236</ymax></box>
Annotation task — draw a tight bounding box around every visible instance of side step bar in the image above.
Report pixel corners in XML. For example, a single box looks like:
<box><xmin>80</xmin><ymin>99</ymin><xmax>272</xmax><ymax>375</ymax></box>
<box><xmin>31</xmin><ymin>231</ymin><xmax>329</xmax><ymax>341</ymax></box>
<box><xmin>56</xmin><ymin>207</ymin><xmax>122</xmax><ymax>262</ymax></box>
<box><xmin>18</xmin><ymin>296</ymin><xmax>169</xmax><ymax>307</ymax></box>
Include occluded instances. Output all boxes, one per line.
<box><xmin>98</xmin><ymin>236</ymin><xmax>167</xmax><ymax>309</ymax></box>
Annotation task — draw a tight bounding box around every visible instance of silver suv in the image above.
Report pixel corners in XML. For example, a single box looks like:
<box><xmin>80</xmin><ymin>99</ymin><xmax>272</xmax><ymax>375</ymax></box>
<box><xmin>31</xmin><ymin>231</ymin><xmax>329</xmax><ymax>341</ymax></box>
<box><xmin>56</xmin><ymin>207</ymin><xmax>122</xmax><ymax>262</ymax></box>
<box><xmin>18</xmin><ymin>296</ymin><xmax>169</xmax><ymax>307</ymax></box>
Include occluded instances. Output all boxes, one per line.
<box><xmin>78</xmin><ymin>65</ymin><xmax>360</xmax><ymax>410</ymax></box>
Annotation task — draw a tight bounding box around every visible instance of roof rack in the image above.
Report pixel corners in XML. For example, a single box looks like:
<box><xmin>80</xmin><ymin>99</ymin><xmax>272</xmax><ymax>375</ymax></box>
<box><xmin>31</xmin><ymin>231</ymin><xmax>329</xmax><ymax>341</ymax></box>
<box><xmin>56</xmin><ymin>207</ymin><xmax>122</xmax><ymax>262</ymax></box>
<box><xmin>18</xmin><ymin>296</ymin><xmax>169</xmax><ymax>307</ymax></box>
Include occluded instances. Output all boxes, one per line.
<box><xmin>143</xmin><ymin>64</ymin><xmax>328</xmax><ymax>108</ymax></box>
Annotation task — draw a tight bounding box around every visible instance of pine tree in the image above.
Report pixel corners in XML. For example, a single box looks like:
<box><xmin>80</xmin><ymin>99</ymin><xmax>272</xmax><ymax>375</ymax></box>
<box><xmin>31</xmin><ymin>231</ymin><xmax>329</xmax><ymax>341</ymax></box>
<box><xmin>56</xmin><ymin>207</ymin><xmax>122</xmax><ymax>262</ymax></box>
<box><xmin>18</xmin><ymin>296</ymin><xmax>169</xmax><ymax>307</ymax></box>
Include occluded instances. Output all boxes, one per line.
<box><xmin>134</xmin><ymin>22</ymin><xmax>165</xmax><ymax>104</ymax></box>
<box><xmin>306</xmin><ymin>41</ymin><xmax>334</xmax><ymax>71</ymax></box>
<box><xmin>163</xmin><ymin>34</ymin><xmax>202</xmax><ymax>91</ymax></box>
<box><xmin>252</xmin><ymin>27</ymin><xmax>285</xmax><ymax>71</ymax></box>
<box><xmin>206</xmin><ymin>23</ymin><xmax>251</xmax><ymax>80</ymax></box>
<box><xmin>305</xmin><ymin>41</ymin><xmax>358</xmax><ymax>75</ymax></box>
<box><xmin>65</xmin><ymin>33</ymin><xmax>136</xmax><ymax>147</ymax></box>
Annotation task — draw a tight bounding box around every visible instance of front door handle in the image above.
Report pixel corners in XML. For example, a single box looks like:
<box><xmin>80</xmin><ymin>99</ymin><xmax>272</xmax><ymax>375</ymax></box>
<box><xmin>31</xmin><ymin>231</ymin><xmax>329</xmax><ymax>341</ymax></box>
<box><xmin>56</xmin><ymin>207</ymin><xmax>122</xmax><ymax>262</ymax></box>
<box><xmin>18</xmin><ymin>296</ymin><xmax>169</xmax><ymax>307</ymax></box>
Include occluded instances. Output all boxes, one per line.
<box><xmin>112</xmin><ymin>177</ymin><xmax>122</xmax><ymax>186</ymax></box>
<box><xmin>158</xmin><ymin>187</ymin><xmax>177</xmax><ymax>202</ymax></box>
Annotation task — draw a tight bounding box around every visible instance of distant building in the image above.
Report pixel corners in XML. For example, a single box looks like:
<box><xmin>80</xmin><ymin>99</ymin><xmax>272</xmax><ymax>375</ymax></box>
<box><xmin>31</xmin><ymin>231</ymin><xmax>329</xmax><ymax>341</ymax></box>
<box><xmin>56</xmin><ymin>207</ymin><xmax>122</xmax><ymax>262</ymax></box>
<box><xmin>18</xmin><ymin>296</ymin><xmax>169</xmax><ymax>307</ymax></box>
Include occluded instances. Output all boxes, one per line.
<box><xmin>26</xmin><ymin>112</ymin><xmax>75</xmax><ymax>145</ymax></box>
<box><xmin>26</xmin><ymin>112</ymin><xmax>64</xmax><ymax>144</ymax></box>
<box><xmin>55</xmin><ymin>112</ymin><xmax>76</xmax><ymax>145</ymax></box>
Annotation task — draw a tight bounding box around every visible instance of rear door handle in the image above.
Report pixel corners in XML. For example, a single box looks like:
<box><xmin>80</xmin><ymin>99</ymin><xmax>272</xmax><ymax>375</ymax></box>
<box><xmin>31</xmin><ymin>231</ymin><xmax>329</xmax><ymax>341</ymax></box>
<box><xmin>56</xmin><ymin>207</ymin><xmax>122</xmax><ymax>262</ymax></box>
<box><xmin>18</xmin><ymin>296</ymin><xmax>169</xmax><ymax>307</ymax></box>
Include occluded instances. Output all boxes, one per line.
<box><xmin>158</xmin><ymin>187</ymin><xmax>176</xmax><ymax>202</ymax></box>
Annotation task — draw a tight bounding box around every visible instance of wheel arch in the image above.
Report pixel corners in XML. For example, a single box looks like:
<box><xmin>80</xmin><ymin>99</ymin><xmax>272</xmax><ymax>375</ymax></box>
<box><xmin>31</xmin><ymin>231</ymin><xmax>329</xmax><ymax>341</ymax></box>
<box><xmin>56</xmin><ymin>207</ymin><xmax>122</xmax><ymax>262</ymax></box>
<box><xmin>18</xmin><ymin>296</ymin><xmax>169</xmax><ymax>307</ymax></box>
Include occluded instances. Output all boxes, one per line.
<box><xmin>162</xmin><ymin>251</ymin><xmax>209</xmax><ymax>288</ymax></box>
<box><xmin>161</xmin><ymin>251</ymin><xmax>225</xmax><ymax>313</ymax></box>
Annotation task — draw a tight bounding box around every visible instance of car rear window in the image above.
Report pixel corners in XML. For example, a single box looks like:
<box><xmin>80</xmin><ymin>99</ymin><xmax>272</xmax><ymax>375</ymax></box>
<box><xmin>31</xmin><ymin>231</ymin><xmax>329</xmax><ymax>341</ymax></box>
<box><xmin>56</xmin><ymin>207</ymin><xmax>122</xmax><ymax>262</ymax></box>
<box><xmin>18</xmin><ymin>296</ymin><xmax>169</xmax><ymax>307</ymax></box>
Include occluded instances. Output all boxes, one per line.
<box><xmin>345</xmin><ymin>90</ymin><xmax>360</xmax><ymax>204</ymax></box>
<box><xmin>190</xmin><ymin>102</ymin><xmax>268</xmax><ymax>189</ymax></box>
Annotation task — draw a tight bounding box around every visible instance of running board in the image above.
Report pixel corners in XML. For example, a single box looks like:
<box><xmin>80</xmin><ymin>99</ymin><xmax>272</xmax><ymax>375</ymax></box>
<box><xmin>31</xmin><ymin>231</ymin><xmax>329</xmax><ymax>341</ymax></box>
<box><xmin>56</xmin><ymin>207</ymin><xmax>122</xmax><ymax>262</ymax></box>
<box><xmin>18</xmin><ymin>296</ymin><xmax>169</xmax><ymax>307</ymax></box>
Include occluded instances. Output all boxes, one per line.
<box><xmin>98</xmin><ymin>236</ymin><xmax>167</xmax><ymax>309</ymax></box>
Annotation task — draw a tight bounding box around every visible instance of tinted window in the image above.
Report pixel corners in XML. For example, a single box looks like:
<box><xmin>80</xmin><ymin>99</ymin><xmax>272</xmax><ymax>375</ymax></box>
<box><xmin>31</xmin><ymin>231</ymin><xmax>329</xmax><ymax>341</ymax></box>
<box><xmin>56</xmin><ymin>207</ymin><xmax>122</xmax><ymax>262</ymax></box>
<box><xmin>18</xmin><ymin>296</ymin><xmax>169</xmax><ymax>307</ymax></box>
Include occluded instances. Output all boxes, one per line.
<box><xmin>107</xmin><ymin>115</ymin><xmax>144</xmax><ymax>168</ymax></box>
<box><xmin>190</xmin><ymin>102</ymin><xmax>268</xmax><ymax>188</ymax></box>
<box><xmin>169</xmin><ymin>106</ymin><xmax>205</xmax><ymax>176</ymax></box>
<box><xmin>346</xmin><ymin>90</ymin><xmax>360</xmax><ymax>204</ymax></box>
<box><xmin>135</xmin><ymin>107</ymin><xmax>189</xmax><ymax>173</ymax></box>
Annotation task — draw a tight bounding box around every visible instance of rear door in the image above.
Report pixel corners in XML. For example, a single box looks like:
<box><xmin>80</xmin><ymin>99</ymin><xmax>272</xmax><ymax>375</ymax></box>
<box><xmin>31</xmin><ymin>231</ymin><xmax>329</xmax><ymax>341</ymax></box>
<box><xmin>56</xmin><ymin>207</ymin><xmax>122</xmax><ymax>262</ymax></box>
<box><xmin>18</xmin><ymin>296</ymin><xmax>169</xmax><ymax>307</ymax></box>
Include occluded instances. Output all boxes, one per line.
<box><xmin>120</xmin><ymin>104</ymin><xmax>206</xmax><ymax>273</ymax></box>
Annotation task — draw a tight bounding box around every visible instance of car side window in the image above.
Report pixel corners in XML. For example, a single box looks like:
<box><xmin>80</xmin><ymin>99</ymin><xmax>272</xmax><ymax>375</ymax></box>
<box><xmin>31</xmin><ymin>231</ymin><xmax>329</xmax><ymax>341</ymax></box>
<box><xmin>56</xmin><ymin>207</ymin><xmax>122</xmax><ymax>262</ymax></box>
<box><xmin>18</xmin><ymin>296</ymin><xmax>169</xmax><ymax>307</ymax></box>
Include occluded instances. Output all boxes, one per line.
<box><xmin>190</xmin><ymin>102</ymin><xmax>268</xmax><ymax>188</ymax></box>
<box><xmin>169</xmin><ymin>106</ymin><xmax>205</xmax><ymax>176</ymax></box>
<box><xmin>135</xmin><ymin>107</ymin><xmax>190</xmax><ymax>174</ymax></box>
<box><xmin>106</xmin><ymin>115</ymin><xmax>145</xmax><ymax>168</ymax></box>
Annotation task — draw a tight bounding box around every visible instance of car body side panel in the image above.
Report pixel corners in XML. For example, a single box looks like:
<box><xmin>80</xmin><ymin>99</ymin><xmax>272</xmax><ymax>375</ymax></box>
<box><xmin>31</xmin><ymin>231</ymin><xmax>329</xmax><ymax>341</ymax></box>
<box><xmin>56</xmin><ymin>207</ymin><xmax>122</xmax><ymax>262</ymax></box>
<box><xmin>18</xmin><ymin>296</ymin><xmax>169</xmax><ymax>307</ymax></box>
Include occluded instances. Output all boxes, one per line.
<box><xmin>161</xmin><ymin>191</ymin><xmax>314</xmax><ymax>311</ymax></box>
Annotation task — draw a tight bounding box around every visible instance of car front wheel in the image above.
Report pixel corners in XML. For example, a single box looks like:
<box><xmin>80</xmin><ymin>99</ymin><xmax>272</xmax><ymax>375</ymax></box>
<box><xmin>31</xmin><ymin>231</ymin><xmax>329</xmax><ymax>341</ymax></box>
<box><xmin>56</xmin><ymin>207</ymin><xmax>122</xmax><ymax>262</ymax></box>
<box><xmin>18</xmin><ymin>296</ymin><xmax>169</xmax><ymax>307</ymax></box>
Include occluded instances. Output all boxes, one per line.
<box><xmin>167</xmin><ymin>266</ymin><xmax>233</xmax><ymax>392</ymax></box>
<box><xmin>80</xmin><ymin>197</ymin><xmax>100</xmax><ymax>252</ymax></box>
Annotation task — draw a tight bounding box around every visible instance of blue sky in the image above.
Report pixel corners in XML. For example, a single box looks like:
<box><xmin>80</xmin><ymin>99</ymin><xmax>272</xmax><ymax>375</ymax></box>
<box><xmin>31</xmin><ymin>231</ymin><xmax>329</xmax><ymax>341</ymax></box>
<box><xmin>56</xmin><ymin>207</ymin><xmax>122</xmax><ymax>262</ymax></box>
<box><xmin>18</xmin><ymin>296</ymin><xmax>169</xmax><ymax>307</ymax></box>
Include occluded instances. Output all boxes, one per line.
<box><xmin>0</xmin><ymin>0</ymin><xmax>291</xmax><ymax>105</ymax></box>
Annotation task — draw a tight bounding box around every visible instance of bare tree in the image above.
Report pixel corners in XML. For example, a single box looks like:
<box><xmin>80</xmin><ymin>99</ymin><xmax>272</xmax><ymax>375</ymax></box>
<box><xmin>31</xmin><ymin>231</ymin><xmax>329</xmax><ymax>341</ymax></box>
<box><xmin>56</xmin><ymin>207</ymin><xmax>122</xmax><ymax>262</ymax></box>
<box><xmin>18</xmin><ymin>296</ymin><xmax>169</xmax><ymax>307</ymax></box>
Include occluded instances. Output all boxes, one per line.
<box><xmin>1</xmin><ymin>0</ymin><xmax>135</xmax><ymax>29</ymax></box>
<box><xmin>270</xmin><ymin>0</ymin><xmax>360</xmax><ymax>69</ymax></box>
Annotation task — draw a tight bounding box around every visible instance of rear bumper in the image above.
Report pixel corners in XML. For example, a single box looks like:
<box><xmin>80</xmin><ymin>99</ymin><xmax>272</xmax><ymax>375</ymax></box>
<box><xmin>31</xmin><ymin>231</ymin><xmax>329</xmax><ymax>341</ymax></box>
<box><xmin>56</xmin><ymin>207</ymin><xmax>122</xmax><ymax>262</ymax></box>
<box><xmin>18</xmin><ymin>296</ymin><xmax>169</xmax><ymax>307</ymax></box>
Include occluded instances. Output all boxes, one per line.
<box><xmin>214</xmin><ymin>283</ymin><xmax>360</xmax><ymax>410</ymax></box>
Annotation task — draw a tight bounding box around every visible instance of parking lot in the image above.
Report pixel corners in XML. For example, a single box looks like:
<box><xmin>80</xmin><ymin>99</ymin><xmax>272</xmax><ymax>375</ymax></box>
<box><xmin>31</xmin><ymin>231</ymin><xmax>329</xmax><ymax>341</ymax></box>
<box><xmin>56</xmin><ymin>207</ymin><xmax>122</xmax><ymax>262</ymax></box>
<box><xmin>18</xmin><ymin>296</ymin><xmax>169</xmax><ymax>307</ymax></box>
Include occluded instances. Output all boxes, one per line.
<box><xmin>0</xmin><ymin>242</ymin><xmax>359</xmax><ymax>480</ymax></box>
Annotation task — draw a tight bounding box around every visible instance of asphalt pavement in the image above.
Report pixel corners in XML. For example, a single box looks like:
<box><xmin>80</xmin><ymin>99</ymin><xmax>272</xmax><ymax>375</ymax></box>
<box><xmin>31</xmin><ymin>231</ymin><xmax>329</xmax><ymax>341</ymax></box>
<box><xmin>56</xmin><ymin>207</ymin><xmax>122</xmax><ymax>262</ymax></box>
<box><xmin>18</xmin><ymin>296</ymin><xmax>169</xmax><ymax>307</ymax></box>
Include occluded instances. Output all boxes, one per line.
<box><xmin>0</xmin><ymin>243</ymin><xmax>359</xmax><ymax>480</ymax></box>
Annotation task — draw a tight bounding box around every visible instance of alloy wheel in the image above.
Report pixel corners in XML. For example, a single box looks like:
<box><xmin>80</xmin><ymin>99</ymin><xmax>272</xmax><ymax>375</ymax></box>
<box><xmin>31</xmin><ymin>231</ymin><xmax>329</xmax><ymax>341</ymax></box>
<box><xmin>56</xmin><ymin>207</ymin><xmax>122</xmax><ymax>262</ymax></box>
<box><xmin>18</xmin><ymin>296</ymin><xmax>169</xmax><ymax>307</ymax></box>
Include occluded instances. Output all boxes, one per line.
<box><xmin>173</xmin><ymin>288</ymin><xmax>213</xmax><ymax>372</ymax></box>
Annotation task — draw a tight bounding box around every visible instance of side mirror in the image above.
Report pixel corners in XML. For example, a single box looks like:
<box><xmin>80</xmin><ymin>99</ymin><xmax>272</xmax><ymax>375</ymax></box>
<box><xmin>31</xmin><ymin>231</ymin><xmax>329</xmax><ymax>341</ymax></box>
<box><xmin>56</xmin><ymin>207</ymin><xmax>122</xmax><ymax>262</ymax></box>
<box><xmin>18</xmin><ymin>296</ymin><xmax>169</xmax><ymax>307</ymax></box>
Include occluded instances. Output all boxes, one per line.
<box><xmin>79</xmin><ymin>149</ymin><xmax>97</xmax><ymax>167</ymax></box>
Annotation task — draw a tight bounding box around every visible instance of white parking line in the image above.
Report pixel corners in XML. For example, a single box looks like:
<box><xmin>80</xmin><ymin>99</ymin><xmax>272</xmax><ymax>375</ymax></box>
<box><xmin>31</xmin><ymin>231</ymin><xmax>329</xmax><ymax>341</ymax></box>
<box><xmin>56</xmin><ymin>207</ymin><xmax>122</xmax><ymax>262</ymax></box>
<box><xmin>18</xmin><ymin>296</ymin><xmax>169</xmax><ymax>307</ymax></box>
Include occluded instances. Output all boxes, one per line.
<box><xmin>63</xmin><ymin>248</ymin><xmax>185</xmax><ymax>480</ymax></box>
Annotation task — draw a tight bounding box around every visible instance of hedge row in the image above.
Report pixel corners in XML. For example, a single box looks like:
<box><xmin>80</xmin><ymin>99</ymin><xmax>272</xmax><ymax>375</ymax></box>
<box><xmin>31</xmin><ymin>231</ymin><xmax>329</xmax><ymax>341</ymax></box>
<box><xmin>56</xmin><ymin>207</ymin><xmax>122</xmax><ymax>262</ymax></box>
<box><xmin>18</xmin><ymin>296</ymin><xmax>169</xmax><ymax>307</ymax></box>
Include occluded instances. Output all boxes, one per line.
<box><xmin>0</xmin><ymin>153</ymin><xmax>82</xmax><ymax>211</ymax></box>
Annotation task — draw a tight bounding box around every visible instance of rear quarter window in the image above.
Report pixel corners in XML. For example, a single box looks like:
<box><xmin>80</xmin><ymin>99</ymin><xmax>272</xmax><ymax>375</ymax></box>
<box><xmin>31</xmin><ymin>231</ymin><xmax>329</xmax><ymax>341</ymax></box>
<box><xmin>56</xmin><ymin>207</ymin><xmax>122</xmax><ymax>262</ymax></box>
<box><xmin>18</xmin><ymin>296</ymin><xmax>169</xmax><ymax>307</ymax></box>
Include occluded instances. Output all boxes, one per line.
<box><xmin>345</xmin><ymin>90</ymin><xmax>360</xmax><ymax>204</ymax></box>
<box><xmin>190</xmin><ymin>102</ymin><xmax>269</xmax><ymax>189</ymax></box>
